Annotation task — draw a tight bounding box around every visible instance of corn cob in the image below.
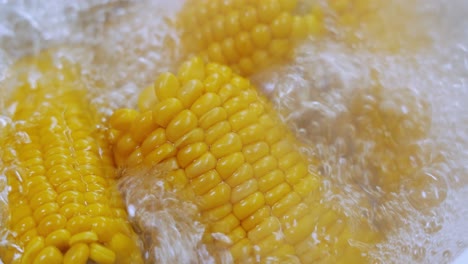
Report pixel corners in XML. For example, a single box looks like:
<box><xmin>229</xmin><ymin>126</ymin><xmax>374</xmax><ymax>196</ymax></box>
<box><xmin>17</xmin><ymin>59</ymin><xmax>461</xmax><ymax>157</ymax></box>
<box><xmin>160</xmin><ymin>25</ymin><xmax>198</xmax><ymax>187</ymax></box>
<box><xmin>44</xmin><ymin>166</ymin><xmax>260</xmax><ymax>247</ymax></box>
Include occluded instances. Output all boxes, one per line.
<box><xmin>349</xmin><ymin>83</ymin><xmax>433</xmax><ymax>193</ymax></box>
<box><xmin>178</xmin><ymin>0</ymin><xmax>324</xmax><ymax>75</ymax></box>
<box><xmin>327</xmin><ymin>0</ymin><xmax>427</xmax><ymax>51</ymax></box>
<box><xmin>0</xmin><ymin>53</ymin><xmax>143</xmax><ymax>264</ymax></box>
<box><xmin>109</xmin><ymin>57</ymin><xmax>381</xmax><ymax>263</ymax></box>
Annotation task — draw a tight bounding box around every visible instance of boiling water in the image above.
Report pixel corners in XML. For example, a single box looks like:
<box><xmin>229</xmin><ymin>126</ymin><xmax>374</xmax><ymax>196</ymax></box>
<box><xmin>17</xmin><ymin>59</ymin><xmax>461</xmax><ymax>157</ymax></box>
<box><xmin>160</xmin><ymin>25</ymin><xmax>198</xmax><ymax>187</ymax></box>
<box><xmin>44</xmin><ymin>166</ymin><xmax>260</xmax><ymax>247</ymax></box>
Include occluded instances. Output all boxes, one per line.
<box><xmin>0</xmin><ymin>0</ymin><xmax>467</xmax><ymax>263</ymax></box>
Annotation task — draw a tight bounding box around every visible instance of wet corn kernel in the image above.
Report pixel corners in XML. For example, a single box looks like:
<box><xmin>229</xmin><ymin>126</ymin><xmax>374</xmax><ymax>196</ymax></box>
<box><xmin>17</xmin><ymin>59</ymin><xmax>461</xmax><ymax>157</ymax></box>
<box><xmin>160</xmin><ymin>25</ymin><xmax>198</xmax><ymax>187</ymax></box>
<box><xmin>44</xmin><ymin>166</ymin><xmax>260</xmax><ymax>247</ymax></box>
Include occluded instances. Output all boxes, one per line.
<box><xmin>63</xmin><ymin>243</ymin><xmax>89</xmax><ymax>264</ymax></box>
<box><xmin>0</xmin><ymin>53</ymin><xmax>143</xmax><ymax>264</ymax></box>
<box><xmin>32</xmin><ymin>246</ymin><xmax>63</xmax><ymax>264</ymax></box>
<box><xmin>109</xmin><ymin>57</ymin><xmax>381</xmax><ymax>262</ymax></box>
<box><xmin>89</xmin><ymin>243</ymin><xmax>116</xmax><ymax>264</ymax></box>
<box><xmin>178</xmin><ymin>0</ymin><xmax>324</xmax><ymax>75</ymax></box>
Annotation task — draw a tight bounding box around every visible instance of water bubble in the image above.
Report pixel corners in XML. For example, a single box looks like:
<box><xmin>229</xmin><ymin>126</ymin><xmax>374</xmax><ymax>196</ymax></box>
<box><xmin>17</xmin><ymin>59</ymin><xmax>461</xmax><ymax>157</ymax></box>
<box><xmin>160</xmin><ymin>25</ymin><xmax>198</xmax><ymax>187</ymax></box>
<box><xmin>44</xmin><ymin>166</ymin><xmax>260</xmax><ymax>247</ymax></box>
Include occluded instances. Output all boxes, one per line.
<box><xmin>405</xmin><ymin>169</ymin><xmax>448</xmax><ymax>211</ymax></box>
<box><xmin>421</xmin><ymin>215</ymin><xmax>443</xmax><ymax>234</ymax></box>
<box><xmin>412</xmin><ymin>246</ymin><xmax>426</xmax><ymax>261</ymax></box>
<box><xmin>442</xmin><ymin>250</ymin><xmax>452</xmax><ymax>261</ymax></box>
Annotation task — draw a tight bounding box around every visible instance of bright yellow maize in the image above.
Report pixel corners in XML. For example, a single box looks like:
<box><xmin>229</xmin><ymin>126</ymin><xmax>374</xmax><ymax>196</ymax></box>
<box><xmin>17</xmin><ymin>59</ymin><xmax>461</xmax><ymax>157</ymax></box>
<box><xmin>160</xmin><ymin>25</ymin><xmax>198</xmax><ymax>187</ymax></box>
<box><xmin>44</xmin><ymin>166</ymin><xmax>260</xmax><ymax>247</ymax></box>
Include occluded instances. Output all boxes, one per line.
<box><xmin>178</xmin><ymin>0</ymin><xmax>323</xmax><ymax>75</ymax></box>
<box><xmin>109</xmin><ymin>57</ymin><xmax>381</xmax><ymax>263</ymax></box>
<box><xmin>0</xmin><ymin>53</ymin><xmax>143</xmax><ymax>264</ymax></box>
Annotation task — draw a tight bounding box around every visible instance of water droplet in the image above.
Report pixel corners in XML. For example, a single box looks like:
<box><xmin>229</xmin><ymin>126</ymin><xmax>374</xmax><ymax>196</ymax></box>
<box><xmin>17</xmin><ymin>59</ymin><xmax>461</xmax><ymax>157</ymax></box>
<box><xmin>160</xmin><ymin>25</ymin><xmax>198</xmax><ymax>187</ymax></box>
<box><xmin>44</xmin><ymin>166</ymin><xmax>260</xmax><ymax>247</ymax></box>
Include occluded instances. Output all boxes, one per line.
<box><xmin>405</xmin><ymin>169</ymin><xmax>448</xmax><ymax>211</ymax></box>
<box><xmin>442</xmin><ymin>250</ymin><xmax>452</xmax><ymax>260</ymax></box>
<box><xmin>421</xmin><ymin>215</ymin><xmax>444</xmax><ymax>234</ymax></box>
<box><xmin>412</xmin><ymin>246</ymin><xmax>426</xmax><ymax>261</ymax></box>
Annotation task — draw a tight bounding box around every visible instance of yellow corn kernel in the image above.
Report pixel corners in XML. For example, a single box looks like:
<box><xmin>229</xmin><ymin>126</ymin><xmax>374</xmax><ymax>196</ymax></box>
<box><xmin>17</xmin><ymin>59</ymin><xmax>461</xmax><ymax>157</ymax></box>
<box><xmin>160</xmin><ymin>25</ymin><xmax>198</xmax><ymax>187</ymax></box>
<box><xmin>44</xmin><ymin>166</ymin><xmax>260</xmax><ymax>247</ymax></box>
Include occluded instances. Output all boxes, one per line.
<box><xmin>216</xmin><ymin>152</ymin><xmax>245</xmax><ymax>179</ymax></box>
<box><xmin>231</xmin><ymin>178</ymin><xmax>258</xmax><ymax>204</ymax></box>
<box><xmin>205</xmin><ymin>121</ymin><xmax>232</xmax><ymax>145</ymax></box>
<box><xmin>233</xmin><ymin>192</ymin><xmax>265</xmax><ymax>220</ymax></box>
<box><xmin>45</xmin><ymin>229</ymin><xmax>71</xmax><ymax>251</ymax></box>
<box><xmin>166</xmin><ymin>110</ymin><xmax>198</xmax><ymax>142</ymax></box>
<box><xmin>230</xmin><ymin>238</ymin><xmax>253</xmax><ymax>261</ymax></box>
<box><xmin>20</xmin><ymin>229</ymin><xmax>38</xmax><ymax>246</ymax></box>
<box><xmin>30</xmin><ymin>189</ymin><xmax>58</xmax><ymax>210</ymax></box>
<box><xmin>37</xmin><ymin>214</ymin><xmax>67</xmax><ymax>237</ymax></box>
<box><xmin>211</xmin><ymin>132</ymin><xmax>244</xmax><ymax>158</ymax></box>
<box><xmin>129</xmin><ymin>111</ymin><xmax>158</xmax><ymax>144</ymax></box>
<box><xmin>224</xmin><ymin>96</ymin><xmax>249</xmax><ymax>116</ymax></box>
<box><xmin>254</xmin><ymin>234</ymin><xmax>282</xmax><ymax>256</ymax></box>
<box><xmin>0</xmin><ymin>53</ymin><xmax>143</xmax><ymax>264</ymax></box>
<box><xmin>238</xmin><ymin>124</ymin><xmax>265</xmax><ymax>145</ymax></box>
<box><xmin>69</xmin><ymin>231</ymin><xmax>99</xmax><ymax>246</ymax></box>
<box><xmin>204</xmin><ymin>70</ymin><xmax>229</xmax><ymax>92</ymax></box>
<box><xmin>199</xmin><ymin>182</ymin><xmax>231</xmax><ymax>211</ymax></box>
<box><xmin>174</xmin><ymin>127</ymin><xmax>205</xmax><ymax>149</ymax></box>
<box><xmin>109</xmin><ymin>233</ymin><xmax>144</xmax><ymax>264</ymax></box>
<box><xmin>177</xmin><ymin>79</ymin><xmax>205</xmax><ymax>108</ymax></box>
<box><xmin>242</xmin><ymin>142</ymin><xmax>270</xmax><ymax>164</ymax></box>
<box><xmin>271</xmin><ymin>192</ymin><xmax>301</xmax><ymax>217</ymax></box>
<box><xmin>154</xmin><ymin>72</ymin><xmax>180</xmax><ymax>101</ymax></box>
<box><xmin>66</xmin><ymin>215</ymin><xmax>92</xmax><ymax>235</ymax></box>
<box><xmin>253</xmin><ymin>155</ymin><xmax>278</xmax><ymax>178</ymax></box>
<box><xmin>218</xmin><ymin>83</ymin><xmax>240</xmax><ymax>103</ymax></box>
<box><xmin>59</xmin><ymin>203</ymin><xmax>86</xmax><ymax>220</ymax></box>
<box><xmin>32</xmin><ymin>246</ymin><xmax>63</xmax><ymax>264</ymax></box>
<box><xmin>229</xmin><ymin>108</ymin><xmax>258</xmax><ymax>131</ymax></box>
<box><xmin>265</xmin><ymin>182</ymin><xmax>291</xmax><ymax>206</ymax></box>
<box><xmin>258</xmin><ymin>169</ymin><xmax>285</xmax><ymax>193</ymax></box>
<box><xmin>63</xmin><ymin>243</ymin><xmax>89</xmax><ymax>264</ymax></box>
<box><xmin>141</xmin><ymin>128</ymin><xmax>167</xmax><ymax>155</ymax></box>
<box><xmin>178</xmin><ymin>142</ymin><xmax>209</xmax><ymax>168</ymax></box>
<box><xmin>191</xmin><ymin>93</ymin><xmax>223</xmax><ymax>117</ymax></box>
<box><xmin>89</xmin><ymin>243</ymin><xmax>116</xmax><ymax>264</ymax></box>
<box><xmin>293</xmin><ymin>174</ymin><xmax>320</xmax><ymax>198</ymax></box>
<box><xmin>110</xmin><ymin>109</ymin><xmax>140</xmax><ymax>132</ymax></box>
<box><xmin>153</xmin><ymin>98</ymin><xmax>185</xmax><ymax>127</ymax></box>
<box><xmin>284</xmin><ymin>213</ymin><xmax>316</xmax><ymax>244</ymax></box>
<box><xmin>13</xmin><ymin>216</ymin><xmax>36</xmax><ymax>237</ymax></box>
<box><xmin>247</xmin><ymin>216</ymin><xmax>281</xmax><ymax>243</ymax></box>
<box><xmin>225</xmin><ymin>163</ymin><xmax>254</xmax><ymax>188</ymax></box>
<box><xmin>21</xmin><ymin>237</ymin><xmax>45</xmax><ymax>264</ymax></box>
<box><xmin>202</xmin><ymin>204</ymin><xmax>233</xmax><ymax>222</ymax></box>
<box><xmin>137</xmin><ymin>85</ymin><xmax>157</xmax><ymax>112</ymax></box>
<box><xmin>11</xmin><ymin>204</ymin><xmax>32</xmax><ymax>225</ymax></box>
<box><xmin>251</xmin><ymin>24</ymin><xmax>272</xmax><ymax>48</ymax></box>
<box><xmin>212</xmin><ymin>214</ymin><xmax>240</xmax><ymax>234</ymax></box>
<box><xmin>268</xmin><ymin>244</ymin><xmax>296</xmax><ymax>261</ymax></box>
<box><xmin>56</xmin><ymin>180</ymin><xmax>86</xmax><ymax>194</ymax></box>
<box><xmin>177</xmin><ymin>56</ymin><xmax>206</xmax><ymax>83</ymax></box>
<box><xmin>109</xmin><ymin>58</ymin><xmax>381</xmax><ymax>262</ymax></box>
<box><xmin>271</xmin><ymin>12</ymin><xmax>293</xmax><ymax>38</ymax></box>
<box><xmin>285</xmin><ymin>162</ymin><xmax>309</xmax><ymax>185</ymax></box>
<box><xmin>291</xmin><ymin>16</ymin><xmax>308</xmax><ymax>39</ymax></box>
<box><xmin>199</xmin><ymin>107</ymin><xmax>228</xmax><ymax>130</ymax></box>
<box><xmin>142</xmin><ymin>143</ymin><xmax>176</xmax><ymax>166</ymax></box>
<box><xmin>185</xmin><ymin>152</ymin><xmax>217</xmax><ymax>179</ymax></box>
<box><xmin>190</xmin><ymin>170</ymin><xmax>222</xmax><ymax>196</ymax></box>
<box><xmin>56</xmin><ymin>191</ymin><xmax>85</xmax><ymax>206</ymax></box>
<box><xmin>207</xmin><ymin>43</ymin><xmax>227</xmax><ymax>64</ymax></box>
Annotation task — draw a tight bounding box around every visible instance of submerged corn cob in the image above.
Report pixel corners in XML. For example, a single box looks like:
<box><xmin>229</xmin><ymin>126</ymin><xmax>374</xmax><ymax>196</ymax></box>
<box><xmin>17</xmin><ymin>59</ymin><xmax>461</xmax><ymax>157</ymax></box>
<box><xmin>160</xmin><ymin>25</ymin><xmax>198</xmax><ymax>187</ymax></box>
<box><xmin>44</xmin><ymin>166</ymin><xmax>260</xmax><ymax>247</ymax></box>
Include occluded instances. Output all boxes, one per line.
<box><xmin>109</xmin><ymin>57</ymin><xmax>381</xmax><ymax>263</ymax></box>
<box><xmin>350</xmin><ymin>83</ymin><xmax>432</xmax><ymax>192</ymax></box>
<box><xmin>327</xmin><ymin>0</ymin><xmax>428</xmax><ymax>51</ymax></box>
<box><xmin>178</xmin><ymin>0</ymin><xmax>323</xmax><ymax>75</ymax></box>
<box><xmin>0</xmin><ymin>54</ymin><xmax>143</xmax><ymax>264</ymax></box>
